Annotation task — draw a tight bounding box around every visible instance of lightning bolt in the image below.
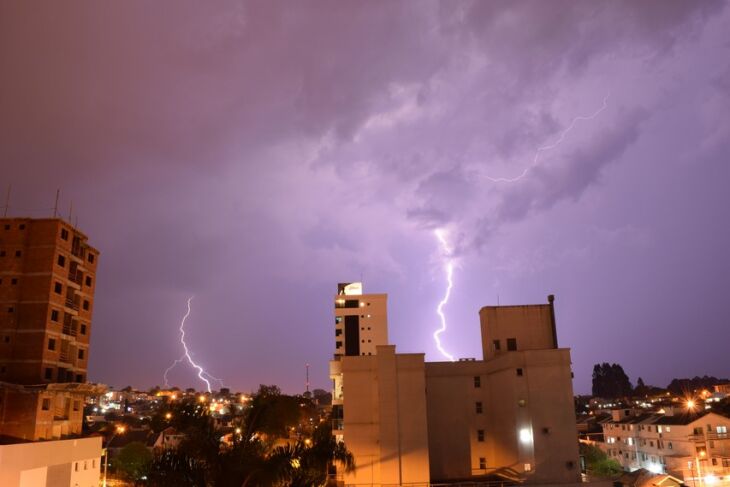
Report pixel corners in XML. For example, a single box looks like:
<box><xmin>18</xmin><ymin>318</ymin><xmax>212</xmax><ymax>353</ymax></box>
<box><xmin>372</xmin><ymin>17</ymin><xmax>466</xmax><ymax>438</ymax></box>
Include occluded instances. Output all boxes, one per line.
<box><xmin>163</xmin><ymin>296</ymin><xmax>223</xmax><ymax>393</ymax></box>
<box><xmin>484</xmin><ymin>94</ymin><xmax>610</xmax><ymax>183</ymax></box>
<box><xmin>433</xmin><ymin>229</ymin><xmax>456</xmax><ymax>362</ymax></box>
<box><xmin>431</xmin><ymin>95</ymin><xmax>610</xmax><ymax>360</ymax></box>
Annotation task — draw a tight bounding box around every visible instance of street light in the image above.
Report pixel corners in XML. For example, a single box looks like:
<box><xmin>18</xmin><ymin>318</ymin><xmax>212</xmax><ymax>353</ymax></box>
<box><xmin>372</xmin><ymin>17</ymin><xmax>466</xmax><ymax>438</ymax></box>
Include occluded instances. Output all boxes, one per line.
<box><xmin>102</xmin><ymin>425</ymin><xmax>126</xmax><ymax>487</ymax></box>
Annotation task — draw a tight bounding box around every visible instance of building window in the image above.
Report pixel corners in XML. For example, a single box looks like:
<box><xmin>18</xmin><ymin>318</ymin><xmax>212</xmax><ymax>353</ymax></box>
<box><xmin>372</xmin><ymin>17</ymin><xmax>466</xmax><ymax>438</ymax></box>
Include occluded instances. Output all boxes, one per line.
<box><xmin>42</xmin><ymin>398</ymin><xmax>50</xmax><ymax>410</ymax></box>
<box><xmin>80</xmin><ymin>324</ymin><xmax>87</xmax><ymax>335</ymax></box>
<box><xmin>78</xmin><ymin>349</ymin><xmax>84</xmax><ymax>360</ymax></box>
<box><xmin>718</xmin><ymin>426</ymin><xmax>728</xmax><ymax>434</ymax></box>
<box><xmin>493</xmin><ymin>339</ymin><xmax>501</xmax><ymax>351</ymax></box>
<box><xmin>88</xmin><ymin>253</ymin><xmax>95</xmax><ymax>263</ymax></box>
<box><xmin>54</xmin><ymin>282</ymin><xmax>62</xmax><ymax>294</ymax></box>
<box><xmin>477</xmin><ymin>429</ymin><xmax>485</xmax><ymax>442</ymax></box>
<box><xmin>516</xmin><ymin>368</ymin><xmax>523</xmax><ymax>376</ymax></box>
<box><xmin>51</xmin><ymin>310</ymin><xmax>59</xmax><ymax>322</ymax></box>
<box><xmin>335</xmin><ymin>329</ymin><xmax>342</xmax><ymax>336</ymax></box>
<box><xmin>61</xmin><ymin>228</ymin><xmax>69</xmax><ymax>240</ymax></box>
<box><xmin>75</xmin><ymin>462</ymin><xmax>78</xmax><ymax>472</ymax></box>
<box><xmin>0</xmin><ymin>250</ymin><xmax>5</xmax><ymax>257</ymax></box>
<box><xmin>75</xmin><ymin>374</ymin><xmax>83</xmax><ymax>382</ymax></box>
<box><xmin>476</xmin><ymin>401</ymin><xmax>483</xmax><ymax>414</ymax></box>
<box><xmin>3</xmin><ymin>336</ymin><xmax>8</xmax><ymax>343</ymax></box>
<box><xmin>525</xmin><ymin>463</ymin><xmax>532</xmax><ymax>472</ymax></box>
<box><xmin>14</xmin><ymin>250</ymin><xmax>21</xmax><ymax>257</ymax></box>
<box><xmin>45</xmin><ymin>368</ymin><xmax>53</xmax><ymax>380</ymax></box>
<box><xmin>474</xmin><ymin>376</ymin><xmax>481</xmax><ymax>388</ymax></box>
<box><xmin>73</xmin><ymin>400</ymin><xmax>80</xmax><ymax>411</ymax></box>
<box><xmin>2</xmin><ymin>225</ymin><xmax>8</xmax><ymax>230</ymax></box>
<box><xmin>85</xmin><ymin>276</ymin><xmax>92</xmax><ymax>287</ymax></box>
<box><xmin>11</xmin><ymin>278</ymin><xmax>17</xmax><ymax>285</ymax></box>
<box><xmin>668</xmin><ymin>442</ymin><xmax>673</xmax><ymax>449</ymax></box>
<box><xmin>7</xmin><ymin>307</ymin><xmax>13</xmax><ymax>313</ymax></box>
<box><xmin>48</xmin><ymin>338</ymin><xmax>56</xmax><ymax>351</ymax></box>
<box><xmin>57</xmin><ymin>255</ymin><xmax>65</xmax><ymax>267</ymax></box>
<box><xmin>479</xmin><ymin>457</ymin><xmax>486</xmax><ymax>469</ymax></box>
<box><xmin>507</xmin><ymin>338</ymin><xmax>517</xmax><ymax>351</ymax></box>
<box><xmin>335</xmin><ymin>341</ymin><xmax>342</xmax><ymax>349</ymax></box>
<box><xmin>83</xmin><ymin>300</ymin><xmax>89</xmax><ymax>311</ymax></box>
<box><xmin>19</xmin><ymin>224</ymin><xmax>25</xmax><ymax>230</ymax></box>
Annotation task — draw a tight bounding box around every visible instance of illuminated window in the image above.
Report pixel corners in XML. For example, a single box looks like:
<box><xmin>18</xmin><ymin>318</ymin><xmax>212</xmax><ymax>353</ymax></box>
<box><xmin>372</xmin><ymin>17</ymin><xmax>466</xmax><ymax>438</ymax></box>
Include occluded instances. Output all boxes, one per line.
<box><xmin>524</xmin><ymin>463</ymin><xmax>532</xmax><ymax>472</ymax></box>
<box><xmin>717</xmin><ymin>426</ymin><xmax>727</xmax><ymax>434</ymax></box>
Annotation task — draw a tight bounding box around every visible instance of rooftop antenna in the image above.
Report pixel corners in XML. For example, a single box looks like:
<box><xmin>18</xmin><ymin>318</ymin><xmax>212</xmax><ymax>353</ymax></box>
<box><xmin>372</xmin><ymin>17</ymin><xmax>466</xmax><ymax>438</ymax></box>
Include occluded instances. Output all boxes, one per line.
<box><xmin>68</xmin><ymin>200</ymin><xmax>73</xmax><ymax>222</ymax></box>
<box><xmin>3</xmin><ymin>185</ymin><xmax>10</xmax><ymax>217</ymax></box>
<box><xmin>53</xmin><ymin>189</ymin><xmax>60</xmax><ymax>218</ymax></box>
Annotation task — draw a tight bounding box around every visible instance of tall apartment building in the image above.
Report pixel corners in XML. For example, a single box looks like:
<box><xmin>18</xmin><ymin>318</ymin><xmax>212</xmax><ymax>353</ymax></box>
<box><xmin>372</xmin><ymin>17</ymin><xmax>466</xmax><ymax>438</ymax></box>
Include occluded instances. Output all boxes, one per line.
<box><xmin>329</xmin><ymin>285</ymin><xmax>580</xmax><ymax>486</ymax></box>
<box><xmin>599</xmin><ymin>408</ymin><xmax>730</xmax><ymax>485</ymax></box>
<box><xmin>0</xmin><ymin>217</ymin><xmax>103</xmax><ymax>440</ymax></box>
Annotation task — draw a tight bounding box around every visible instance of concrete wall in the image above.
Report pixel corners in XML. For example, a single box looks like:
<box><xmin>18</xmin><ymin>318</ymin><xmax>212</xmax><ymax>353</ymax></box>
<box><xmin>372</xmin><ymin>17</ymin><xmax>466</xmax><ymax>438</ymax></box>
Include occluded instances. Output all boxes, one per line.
<box><xmin>340</xmin><ymin>346</ymin><xmax>430</xmax><ymax>486</ymax></box>
<box><xmin>425</xmin><ymin>349</ymin><xmax>580</xmax><ymax>484</ymax></box>
<box><xmin>480</xmin><ymin>303</ymin><xmax>556</xmax><ymax>360</ymax></box>
<box><xmin>0</xmin><ymin>436</ymin><xmax>101</xmax><ymax>487</ymax></box>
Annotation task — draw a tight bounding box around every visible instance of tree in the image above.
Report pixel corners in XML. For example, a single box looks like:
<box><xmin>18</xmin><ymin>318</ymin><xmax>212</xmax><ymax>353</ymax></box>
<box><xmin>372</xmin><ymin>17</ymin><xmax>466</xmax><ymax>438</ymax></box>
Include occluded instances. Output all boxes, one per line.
<box><xmin>268</xmin><ymin>421</ymin><xmax>354</xmax><ymax>487</ymax></box>
<box><xmin>580</xmin><ymin>443</ymin><xmax>622</xmax><ymax>479</ymax></box>
<box><xmin>592</xmin><ymin>363</ymin><xmax>632</xmax><ymax>398</ymax></box>
<box><xmin>145</xmin><ymin>386</ymin><xmax>352</xmax><ymax>486</ymax></box>
<box><xmin>116</xmin><ymin>441</ymin><xmax>153</xmax><ymax>485</ymax></box>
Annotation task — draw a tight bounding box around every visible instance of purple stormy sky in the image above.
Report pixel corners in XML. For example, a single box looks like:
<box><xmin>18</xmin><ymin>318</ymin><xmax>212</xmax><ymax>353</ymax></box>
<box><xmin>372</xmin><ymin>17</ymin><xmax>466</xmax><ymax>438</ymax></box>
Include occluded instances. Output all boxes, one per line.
<box><xmin>1</xmin><ymin>1</ymin><xmax>729</xmax><ymax>394</ymax></box>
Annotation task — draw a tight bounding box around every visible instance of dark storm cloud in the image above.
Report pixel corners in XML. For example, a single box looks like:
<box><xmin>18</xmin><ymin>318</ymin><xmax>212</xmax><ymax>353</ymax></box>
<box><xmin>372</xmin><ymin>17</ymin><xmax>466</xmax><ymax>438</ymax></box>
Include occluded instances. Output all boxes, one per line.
<box><xmin>1</xmin><ymin>1</ymin><xmax>728</xmax><ymax>393</ymax></box>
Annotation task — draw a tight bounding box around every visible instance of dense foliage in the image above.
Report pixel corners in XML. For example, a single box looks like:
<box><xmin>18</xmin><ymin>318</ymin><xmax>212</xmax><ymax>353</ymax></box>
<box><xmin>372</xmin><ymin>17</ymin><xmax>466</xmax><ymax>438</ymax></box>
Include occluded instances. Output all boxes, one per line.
<box><xmin>141</xmin><ymin>385</ymin><xmax>353</xmax><ymax>486</ymax></box>
<box><xmin>580</xmin><ymin>443</ymin><xmax>622</xmax><ymax>479</ymax></box>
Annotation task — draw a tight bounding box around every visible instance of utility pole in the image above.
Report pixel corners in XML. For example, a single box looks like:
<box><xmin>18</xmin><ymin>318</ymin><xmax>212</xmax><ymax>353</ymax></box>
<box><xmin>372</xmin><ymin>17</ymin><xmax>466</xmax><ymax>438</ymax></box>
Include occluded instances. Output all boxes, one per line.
<box><xmin>305</xmin><ymin>363</ymin><xmax>310</xmax><ymax>394</ymax></box>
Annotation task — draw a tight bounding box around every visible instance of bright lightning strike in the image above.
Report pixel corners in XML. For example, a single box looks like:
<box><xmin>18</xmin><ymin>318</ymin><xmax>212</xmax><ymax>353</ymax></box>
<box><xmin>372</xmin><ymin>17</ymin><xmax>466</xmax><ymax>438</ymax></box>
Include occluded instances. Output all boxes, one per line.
<box><xmin>163</xmin><ymin>296</ymin><xmax>223</xmax><ymax>393</ymax></box>
<box><xmin>430</xmin><ymin>95</ymin><xmax>610</xmax><ymax>361</ymax></box>
<box><xmin>433</xmin><ymin>229</ymin><xmax>456</xmax><ymax>362</ymax></box>
<box><xmin>484</xmin><ymin>94</ymin><xmax>610</xmax><ymax>183</ymax></box>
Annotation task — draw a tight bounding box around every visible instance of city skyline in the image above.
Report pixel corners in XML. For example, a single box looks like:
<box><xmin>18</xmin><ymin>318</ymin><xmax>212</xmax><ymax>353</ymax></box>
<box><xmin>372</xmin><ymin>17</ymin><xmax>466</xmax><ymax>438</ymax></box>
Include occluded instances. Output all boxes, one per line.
<box><xmin>2</xmin><ymin>1</ymin><xmax>729</xmax><ymax>394</ymax></box>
